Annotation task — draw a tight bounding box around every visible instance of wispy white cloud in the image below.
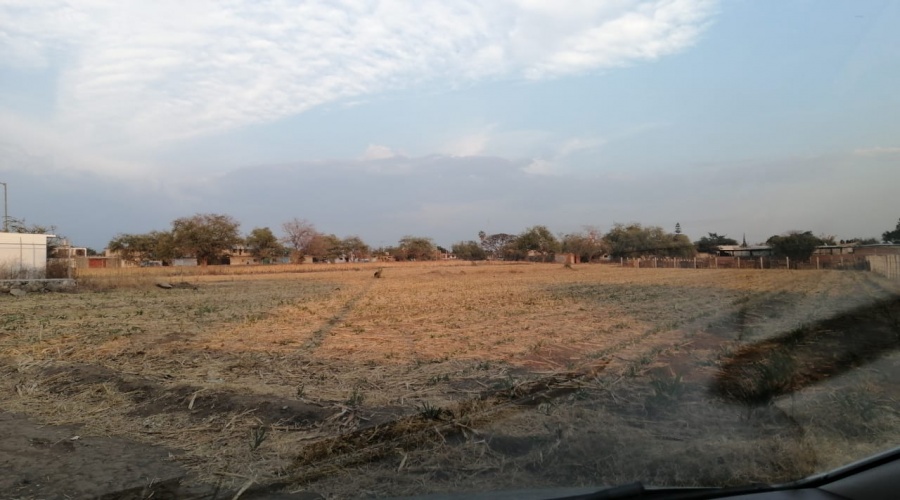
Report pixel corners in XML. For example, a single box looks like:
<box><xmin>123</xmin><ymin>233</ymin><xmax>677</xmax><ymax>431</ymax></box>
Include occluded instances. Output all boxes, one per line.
<box><xmin>558</xmin><ymin>136</ymin><xmax>606</xmax><ymax>157</ymax></box>
<box><xmin>511</xmin><ymin>0</ymin><xmax>719</xmax><ymax>79</ymax></box>
<box><xmin>0</xmin><ymin>0</ymin><xmax>718</xmax><ymax>167</ymax></box>
<box><xmin>517</xmin><ymin>134</ymin><xmax>606</xmax><ymax>175</ymax></box>
<box><xmin>0</xmin><ymin>110</ymin><xmax>153</xmax><ymax>178</ymax></box>
<box><xmin>442</xmin><ymin>125</ymin><xmax>496</xmax><ymax>157</ymax></box>
<box><xmin>523</xmin><ymin>158</ymin><xmax>560</xmax><ymax>176</ymax></box>
<box><xmin>361</xmin><ymin>144</ymin><xmax>399</xmax><ymax>160</ymax></box>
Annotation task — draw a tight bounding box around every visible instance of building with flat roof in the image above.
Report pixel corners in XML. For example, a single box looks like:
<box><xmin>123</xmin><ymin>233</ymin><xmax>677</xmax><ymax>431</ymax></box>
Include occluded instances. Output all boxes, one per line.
<box><xmin>854</xmin><ymin>244</ymin><xmax>900</xmax><ymax>256</ymax></box>
<box><xmin>715</xmin><ymin>245</ymin><xmax>773</xmax><ymax>257</ymax></box>
<box><xmin>0</xmin><ymin>232</ymin><xmax>55</xmax><ymax>278</ymax></box>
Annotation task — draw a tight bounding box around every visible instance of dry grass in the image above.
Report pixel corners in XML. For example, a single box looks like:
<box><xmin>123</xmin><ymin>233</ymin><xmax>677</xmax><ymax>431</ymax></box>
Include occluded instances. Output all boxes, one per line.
<box><xmin>72</xmin><ymin>260</ymin><xmax>477</xmax><ymax>289</ymax></box>
<box><xmin>1</xmin><ymin>261</ymin><xmax>899</xmax><ymax>497</ymax></box>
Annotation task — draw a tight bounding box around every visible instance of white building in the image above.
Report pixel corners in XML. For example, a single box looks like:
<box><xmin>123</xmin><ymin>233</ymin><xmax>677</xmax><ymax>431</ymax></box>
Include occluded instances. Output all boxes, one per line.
<box><xmin>0</xmin><ymin>232</ymin><xmax>55</xmax><ymax>278</ymax></box>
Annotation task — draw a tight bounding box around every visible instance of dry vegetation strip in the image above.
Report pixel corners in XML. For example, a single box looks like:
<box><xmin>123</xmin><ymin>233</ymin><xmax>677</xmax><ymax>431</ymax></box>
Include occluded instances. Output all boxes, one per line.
<box><xmin>1</xmin><ymin>262</ymin><xmax>899</xmax><ymax>497</ymax></box>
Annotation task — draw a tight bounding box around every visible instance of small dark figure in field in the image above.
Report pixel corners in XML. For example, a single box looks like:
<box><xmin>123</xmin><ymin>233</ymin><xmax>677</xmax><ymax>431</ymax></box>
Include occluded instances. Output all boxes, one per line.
<box><xmin>374</xmin><ymin>268</ymin><xmax>383</xmax><ymax>278</ymax></box>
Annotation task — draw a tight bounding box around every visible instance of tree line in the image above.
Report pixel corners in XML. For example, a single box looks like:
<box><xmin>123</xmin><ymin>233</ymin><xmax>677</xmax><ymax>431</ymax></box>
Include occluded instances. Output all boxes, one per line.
<box><xmin>107</xmin><ymin>215</ymin><xmax>374</xmax><ymax>266</ymax></box>
<box><xmin>102</xmin><ymin>213</ymin><xmax>900</xmax><ymax>266</ymax></box>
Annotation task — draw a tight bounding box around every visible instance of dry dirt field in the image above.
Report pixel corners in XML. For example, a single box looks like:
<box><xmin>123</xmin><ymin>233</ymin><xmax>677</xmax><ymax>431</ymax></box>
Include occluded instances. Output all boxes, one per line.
<box><xmin>1</xmin><ymin>262</ymin><xmax>899</xmax><ymax>499</ymax></box>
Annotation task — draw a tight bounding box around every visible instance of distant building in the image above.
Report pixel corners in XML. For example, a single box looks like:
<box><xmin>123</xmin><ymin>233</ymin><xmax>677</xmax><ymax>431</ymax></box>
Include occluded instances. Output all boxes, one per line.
<box><xmin>69</xmin><ymin>256</ymin><xmax>124</xmax><ymax>269</ymax></box>
<box><xmin>103</xmin><ymin>248</ymin><xmax>141</xmax><ymax>267</ymax></box>
<box><xmin>554</xmin><ymin>253</ymin><xmax>577</xmax><ymax>265</ymax></box>
<box><xmin>51</xmin><ymin>240</ymin><xmax>88</xmax><ymax>259</ymax></box>
<box><xmin>854</xmin><ymin>244</ymin><xmax>900</xmax><ymax>256</ymax></box>
<box><xmin>813</xmin><ymin>244</ymin><xmax>855</xmax><ymax>255</ymax></box>
<box><xmin>716</xmin><ymin>245</ymin><xmax>773</xmax><ymax>257</ymax></box>
<box><xmin>228</xmin><ymin>245</ymin><xmax>258</xmax><ymax>265</ymax></box>
<box><xmin>0</xmin><ymin>232</ymin><xmax>56</xmax><ymax>278</ymax></box>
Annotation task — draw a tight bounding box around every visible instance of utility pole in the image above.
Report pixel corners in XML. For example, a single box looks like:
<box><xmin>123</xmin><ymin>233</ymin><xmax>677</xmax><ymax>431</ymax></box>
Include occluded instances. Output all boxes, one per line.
<box><xmin>0</xmin><ymin>181</ymin><xmax>6</xmax><ymax>232</ymax></box>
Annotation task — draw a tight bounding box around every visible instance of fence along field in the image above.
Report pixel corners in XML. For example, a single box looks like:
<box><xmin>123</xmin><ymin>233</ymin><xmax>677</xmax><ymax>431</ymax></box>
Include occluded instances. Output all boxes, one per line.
<box><xmin>618</xmin><ymin>254</ymin><xmax>869</xmax><ymax>270</ymax></box>
<box><xmin>1</xmin><ymin>261</ymin><xmax>899</xmax><ymax>498</ymax></box>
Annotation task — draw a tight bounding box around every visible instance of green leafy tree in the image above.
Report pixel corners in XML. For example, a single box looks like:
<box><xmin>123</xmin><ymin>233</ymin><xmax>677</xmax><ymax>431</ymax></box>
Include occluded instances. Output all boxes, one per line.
<box><xmin>883</xmin><ymin>218</ymin><xmax>900</xmax><ymax>243</ymax></box>
<box><xmin>478</xmin><ymin>231</ymin><xmax>518</xmax><ymax>260</ymax></box>
<box><xmin>150</xmin><ymin>230</ymin><xmax>178</xmax><ymax>264</ymax></box>
<box><xmin>340</xmin><ymin>235</ymin><xmax>371</xmax><ymax>261</ymax></box>
<box><xmin>107</xmin><ymin>233</ymin><xmax>152</xmax><ymax>264</ymax></box>
<box><xmin>394</xmin><ymin>236</ymin><xmax>438</xmax><ymax>261</ymax></box>
<box><xmin>305</xmin><ymin>233</ymin><xmax>343</xmax><ymax>262</ymax></box>
<box><xmin>107</xmin><ymin>231</ymin><xmax>175</xmax><ymax>265</ymax></box>
<box><xmin>766</xmin><ymin>231</ymin><xmax>824</xmax><ymax>261</ymax></box>
<box><xmin>245</xmin><ymin>227</ymin><xmax>284</xmax><ymax>262</ymax></box>
<box><xmin>604</xmin><ymin>223</ymin><xmax>695</xmax><ymax>258</ymax></box>
<box><xmin>671</xmin><ymin>233</ymin><xmax>695</xmax><ymax>257</ymax></box>
<box><xmin>605</xmin><ymin>223</ymin><xmax>656</xmax><ymax>258</ymax></box>
<box><xmin>451</xmin><ymin>240</ymin><xmax>487</xmax><ymax>261</ymax></box>
<box><xmin>324</xmin><ymin>235</ymin><xmax>345</xmax><ymax>261</ymax></box>
<box><xmin>171</xmin><ymin>213</ymin><xmax>241</xmax><ymax>266</ymax></box>
<box><xmin>515</xmin><ymin>225</ymin><xmax>561</xmax><ymax>262</ymax></box>
<box><xmin>694</xmin><ymin>233</ymin><xmax>739</xmax><ymax>254</ymax></box>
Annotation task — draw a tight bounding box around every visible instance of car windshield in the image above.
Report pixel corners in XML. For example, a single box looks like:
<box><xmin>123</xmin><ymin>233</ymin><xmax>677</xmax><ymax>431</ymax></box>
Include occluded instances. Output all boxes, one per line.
<box><xmin>1</xmin><ymin>1</ymin><xmax>899</xmax><ymax>499</ymax></box>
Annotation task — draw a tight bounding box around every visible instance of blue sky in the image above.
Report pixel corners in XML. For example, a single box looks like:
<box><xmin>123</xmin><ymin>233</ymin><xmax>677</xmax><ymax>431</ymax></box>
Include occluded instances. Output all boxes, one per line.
<box><xmin>1</xmin><ymin>0</ymin><xmax>898</xmax><ymax>250</ymax></box>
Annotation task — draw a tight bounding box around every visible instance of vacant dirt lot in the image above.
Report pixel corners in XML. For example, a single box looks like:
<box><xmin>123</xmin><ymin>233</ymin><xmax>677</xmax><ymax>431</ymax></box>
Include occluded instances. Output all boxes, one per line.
<box><xmin>1</xmin><ymin>262</ymin><xmax>899</xmax><ymax>498</ymax></box>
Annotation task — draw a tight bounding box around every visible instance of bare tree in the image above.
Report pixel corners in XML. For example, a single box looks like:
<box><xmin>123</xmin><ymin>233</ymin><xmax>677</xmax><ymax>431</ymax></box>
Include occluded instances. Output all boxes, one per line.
<box><xmin>281</xmin><ymin>218</ymin><xmax>318</xmax><ymax>262</ymax></box>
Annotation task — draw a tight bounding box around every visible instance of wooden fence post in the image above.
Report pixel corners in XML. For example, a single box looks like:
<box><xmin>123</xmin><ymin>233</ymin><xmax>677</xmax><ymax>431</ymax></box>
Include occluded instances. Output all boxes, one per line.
<box><xmin>786</xmin><ymin>256</ymin><xmax>790</xmax><ymax>269</ymax></box>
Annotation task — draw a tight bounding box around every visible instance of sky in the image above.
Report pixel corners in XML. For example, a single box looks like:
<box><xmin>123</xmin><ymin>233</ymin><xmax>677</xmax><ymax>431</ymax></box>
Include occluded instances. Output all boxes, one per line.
<box><xmin>1</xmin><ymin>0</ymin><xmax>899</xmax><ymax>250</ymax></box>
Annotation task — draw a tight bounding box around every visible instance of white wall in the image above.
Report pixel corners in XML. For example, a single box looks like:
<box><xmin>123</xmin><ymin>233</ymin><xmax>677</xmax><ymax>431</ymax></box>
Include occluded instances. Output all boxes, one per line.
<box><xmin>868</xmin><ymin>255</ymin><xmax>900</xmax><ymax>280</ymax></box>
<box><xmin>0</xmin><ymin>232</ymin><xmax>53</xmax><ymax>277</ymax></box>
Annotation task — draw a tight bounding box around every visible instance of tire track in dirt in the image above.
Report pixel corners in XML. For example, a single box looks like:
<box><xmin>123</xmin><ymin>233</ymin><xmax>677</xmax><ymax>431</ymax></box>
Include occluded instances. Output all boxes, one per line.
<box><xmin>591</xmin><ymin>276</ymin><xmax>849</xmax><ymax>383</ymax></box>
<box><xmin>299</xmin><ymin>279</ymin><xmax>377</xmax><ymax>354</ymax></box>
